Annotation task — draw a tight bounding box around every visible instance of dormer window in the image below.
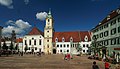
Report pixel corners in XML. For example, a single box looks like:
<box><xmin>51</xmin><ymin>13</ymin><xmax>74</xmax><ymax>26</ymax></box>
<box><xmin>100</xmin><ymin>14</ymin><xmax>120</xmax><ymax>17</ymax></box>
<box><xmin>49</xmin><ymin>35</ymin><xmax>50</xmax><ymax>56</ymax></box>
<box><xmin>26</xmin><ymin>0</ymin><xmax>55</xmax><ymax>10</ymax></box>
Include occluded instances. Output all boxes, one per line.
<box><xmin>62</xmin><ymin>37</ymin><xmax>65</xmax><ymax>42</ymax></box>
<box><xmin>55</xmin><ymin>38</ymin><xmax>58</xmax><ymax>42</ymax></box>
<box><xmin>116</xmin><ymin>9</ymin><xmax>120</xmax><ymax>14</ymax></box>
<box><xmin>107</xmin><ymin>15</ymin><xmax>110</xmax><ymax>20</ymax></box>
<box><xmin>84</xmin><ymin>36</ymin><xmax>88</xmax><ymax>42</ymax></box>
<box><xmin>70</xmin><ymin>37</ymin><xmax>73</xmax><ymax>42</ymax></box>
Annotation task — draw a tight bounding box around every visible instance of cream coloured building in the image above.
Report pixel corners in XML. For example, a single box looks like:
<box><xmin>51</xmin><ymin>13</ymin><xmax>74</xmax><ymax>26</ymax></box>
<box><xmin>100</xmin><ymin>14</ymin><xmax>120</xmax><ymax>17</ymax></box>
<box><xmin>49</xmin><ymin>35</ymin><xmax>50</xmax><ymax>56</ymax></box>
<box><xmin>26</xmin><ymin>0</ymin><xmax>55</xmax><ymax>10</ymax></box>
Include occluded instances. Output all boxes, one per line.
<box><xmin>44</xmin><ymin>10</ymin><xmax>54</xmax><ymax>54</ymax></box>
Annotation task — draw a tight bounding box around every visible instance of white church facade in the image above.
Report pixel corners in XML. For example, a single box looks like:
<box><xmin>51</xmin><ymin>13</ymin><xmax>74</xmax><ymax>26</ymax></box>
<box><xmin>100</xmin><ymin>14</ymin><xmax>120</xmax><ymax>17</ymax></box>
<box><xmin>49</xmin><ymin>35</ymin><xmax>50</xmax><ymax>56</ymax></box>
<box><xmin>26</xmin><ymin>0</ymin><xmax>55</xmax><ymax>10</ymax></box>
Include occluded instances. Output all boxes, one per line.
<box><xmin>23</xmin><ymin>27</ymin><xmax>44</xmax><ymax>53</ymax></box>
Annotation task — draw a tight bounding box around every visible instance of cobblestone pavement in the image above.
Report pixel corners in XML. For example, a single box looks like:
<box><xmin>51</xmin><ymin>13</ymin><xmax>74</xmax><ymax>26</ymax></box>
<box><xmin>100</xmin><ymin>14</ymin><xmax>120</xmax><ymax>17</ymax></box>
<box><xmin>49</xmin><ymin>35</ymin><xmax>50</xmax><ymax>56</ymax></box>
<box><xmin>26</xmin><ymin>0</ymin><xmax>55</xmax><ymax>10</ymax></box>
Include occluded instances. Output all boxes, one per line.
<box><xmin>0</xmin><ymin>54</ymin><xmax>117</xmax><ymax>69</ymax></box>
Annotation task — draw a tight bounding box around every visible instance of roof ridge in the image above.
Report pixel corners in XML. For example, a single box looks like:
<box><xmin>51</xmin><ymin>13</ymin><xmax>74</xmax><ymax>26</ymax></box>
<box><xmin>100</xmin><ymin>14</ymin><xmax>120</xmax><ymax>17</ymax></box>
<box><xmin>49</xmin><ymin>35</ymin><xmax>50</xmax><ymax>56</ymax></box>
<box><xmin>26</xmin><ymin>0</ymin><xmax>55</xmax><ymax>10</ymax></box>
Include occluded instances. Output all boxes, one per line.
<box><xmin>27</xmin><ymin>26</ymin><xmax>43</xmax><ymax>35</ymax></box>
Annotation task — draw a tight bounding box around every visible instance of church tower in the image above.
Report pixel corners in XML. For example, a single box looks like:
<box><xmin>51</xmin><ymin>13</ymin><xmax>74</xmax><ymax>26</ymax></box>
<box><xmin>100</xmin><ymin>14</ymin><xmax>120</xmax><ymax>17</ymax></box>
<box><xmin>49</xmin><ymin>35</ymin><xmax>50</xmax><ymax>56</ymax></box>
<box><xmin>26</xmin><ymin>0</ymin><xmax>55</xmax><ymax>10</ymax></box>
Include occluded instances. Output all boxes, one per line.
<box><xmin>44</xmin><ymin>9</ymin><xmax>54</xmax><ymax>54</ymax></box>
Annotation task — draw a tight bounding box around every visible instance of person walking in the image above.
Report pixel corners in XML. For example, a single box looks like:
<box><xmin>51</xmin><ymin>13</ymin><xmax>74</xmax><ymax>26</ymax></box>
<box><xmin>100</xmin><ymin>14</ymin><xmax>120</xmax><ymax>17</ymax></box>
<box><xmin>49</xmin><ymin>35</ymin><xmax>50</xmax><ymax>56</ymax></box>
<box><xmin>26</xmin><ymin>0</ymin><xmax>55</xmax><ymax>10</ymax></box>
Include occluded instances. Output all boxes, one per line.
<box><xmin>105</xmin><ymin>60</ymin><xmax>110</xmax><ymax>69</ymax></box>
<box><xmin>92</xmin><ymin>61</ymin><xmax>99</xmax><ymax>69</ymax></box>
<box><xmin>67</xmin><ymin>53</ymin><xmax>70</xmax><ymax>61</ymax></box>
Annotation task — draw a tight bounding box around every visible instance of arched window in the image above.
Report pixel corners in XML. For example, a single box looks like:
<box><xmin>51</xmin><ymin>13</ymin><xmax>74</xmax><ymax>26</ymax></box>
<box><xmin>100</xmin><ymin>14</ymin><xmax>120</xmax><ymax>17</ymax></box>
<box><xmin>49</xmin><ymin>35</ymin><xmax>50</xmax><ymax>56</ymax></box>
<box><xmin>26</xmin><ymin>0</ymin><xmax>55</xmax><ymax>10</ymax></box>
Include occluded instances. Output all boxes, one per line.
<box><xmin>62</xmin><ymin>37</ymin><xmax>65</xmax><ymax>42</ymax></box>
<box><xmin>84</xmin><ymin>35</ymin><xmax>88</xmax><ymax>42</ymax></box>
<box><xmin>55</xmin><ymin>37</ymin><xmax>58</xmax><ymax>42</ymax></box>
<box><xmin>70</xmin><ymin>37</ymin><xmax>73</xmax><ymax>42</ymax></box>
<box><xmin>48</xmin><ymin>19</ymin><xmax>50</xmax><ymax>22</ymax></box>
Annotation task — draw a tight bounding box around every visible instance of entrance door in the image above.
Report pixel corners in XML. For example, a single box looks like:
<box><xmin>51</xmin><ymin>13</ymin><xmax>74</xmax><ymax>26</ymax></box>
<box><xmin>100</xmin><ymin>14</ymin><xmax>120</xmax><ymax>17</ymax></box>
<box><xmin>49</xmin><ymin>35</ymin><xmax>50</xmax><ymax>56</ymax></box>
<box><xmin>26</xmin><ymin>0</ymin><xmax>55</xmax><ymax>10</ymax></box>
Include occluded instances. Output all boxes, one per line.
<box><xmin>53</xmin><ymin>49</ymin><xmax>56</xmax><ymax>54</ymax></box>
<box><xmin>31</xmin><ymin>49</ymin><xmax>34</xmax><ymax>54</ymax></box>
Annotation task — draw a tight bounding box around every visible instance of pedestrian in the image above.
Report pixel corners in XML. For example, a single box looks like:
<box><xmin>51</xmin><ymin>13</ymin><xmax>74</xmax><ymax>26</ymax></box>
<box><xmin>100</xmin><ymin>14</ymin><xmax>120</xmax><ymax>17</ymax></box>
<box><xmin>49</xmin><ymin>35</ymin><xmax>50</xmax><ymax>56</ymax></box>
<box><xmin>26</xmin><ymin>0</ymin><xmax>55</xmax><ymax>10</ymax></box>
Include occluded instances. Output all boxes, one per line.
<box><xmin>64</xmin><ymin>54</ymin><xmax>67</xmax><ymax>60</ymax></box>
<box><xmin>116</xmin><ymin>52</ymin><xmax>119</xmax><ymax>63</ymax></box>
<box><xmin>105</xmin><ymin>60</ymin><xmax>110</xmax><ymax>69</ymax></box>
<box><xmin>67</xmin><ymin>53</ymin><xmax>70</xmax><ymax>60</ymax></box>
<box><xmin>92</xmin><ymin>61</ymin><xmax>99</xmax><ymax>69</ymax></box>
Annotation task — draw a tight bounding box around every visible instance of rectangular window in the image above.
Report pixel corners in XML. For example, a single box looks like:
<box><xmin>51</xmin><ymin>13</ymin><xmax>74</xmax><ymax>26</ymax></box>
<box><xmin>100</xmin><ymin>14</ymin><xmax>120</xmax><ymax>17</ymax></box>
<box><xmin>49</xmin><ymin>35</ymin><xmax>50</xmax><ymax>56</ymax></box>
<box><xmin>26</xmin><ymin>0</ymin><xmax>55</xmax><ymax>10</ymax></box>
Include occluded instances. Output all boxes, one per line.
<box><xmin>34</xmin><ymin>40</ymin><xmax>36</xmax><ymax>45</ymax></box>
<box><xmin>99</xmin><ymin>41</ymin><xmax>103</xmax><ymax>46</ymax></box>
<box><xmin>60</xmin><ymin>50</ymin><xmax>62</xmax><ymax>52</ymax></box>
<box><xmin>111</xmin><ymin>38</ymin><xmax>116</xmax><ymax>45</ymax></box>
<box><xmin>83</xmin><ymin>50</ymin><xmax>85</xmax><ymax>52</ymax></box>
<box><xmin>83</xmin><ymin>44</ymin><xmax>85</xmax><ymax>47</ymax></box>
<box><xmin>118</xmin><ymin>26</ymin><xmax>120</xmax><ymax>33</ymax></box>
<box><xmin>29</xmin><ymin>40</ymin><xmax>31</xmax><ymax>45</ymax></box>
<box><xmin>111</xmin><ymin>28</ymin><xmax>116</xmax><ymax>35</ymax></box>
<box><xmin>39</xmin><ymin>39</ymin><xmax>41</xmax><ymax>45</ymax></box>
<box><xmin>67</xmin><ymin>44</ymin><xmax>69</xmax><ymax>47</ymax></box>
<box><xmin>100</xmin><ymin>26</ymin><xmax>103</xmax><ymax>30</ymax></box>
<box><xmin>35</xmin><ymin>47</ymin><xmax>37</xmax><ymax>50</ymax></box>
<box><xmin>117</xmin><ymin>38</ymin><xmax>120</xmax><ymax>44</ymax></box>
<box><xmin>57</xmin><ymin>44</ymin><xmax>59</xmax><ymax>47</ymax></box>
<box><xmin>73</xmin><ymin>44</ymin><xmax>74</xmax><ymax>47</ymax></box>
<box><xmin>100</xmin><ymin>32</ymin><xmax>103</xmax><ymax>38</ymax></box>
<box><xmin>86</xmin><ymin>44</ymin><xmax>89</xmax><ymax>47</ymax></box>
<box><xmin>96</xmin><ymin>34</ymin><xmax>99</xmax><ymax>39</ymax></box>
<box><xmin>104</xmin><ymin>24</ymin><xmax>108</xmax><ymax>28</ymax></box>
<box><xmin>111</xmin><ymin>20</ymin><xmax>116</xmax><ymax>26</ymax></box>
<box><xmin>67</xmin><ymin>50</ymin><xmax>69</xmax><ymax>52</ymax></box>
<box><xmin>118</xmin><ymin>18</ymin><xmax>120</xmax><ymax>22</ymax></box>
<box><xmin>104</xmin><ymin>40</ymin><xmax>108</xmax><ymax>46</ymax></box>
<box><xmin>71</xmin><ymin>44</ymin><xmax>72</xmax><ymax>48</ymax></box>
<box><xmin>60</xmin><ymin>44</ymin><xmax>62</xmax><ymax>47</ymax></box>
<box><xmin>104</xmin><ymin>31</ymin><xmax>109</xmax><ymax>37</ymax></box>
<box><xmin>25</xmin><ymin>40</ymin><xmax>27</xmax><ymax>45</ymax></box>
<box><xmin>64</xmin><ymin>44</ymin><xmax>66</xmax><ymax>47</ymax></box>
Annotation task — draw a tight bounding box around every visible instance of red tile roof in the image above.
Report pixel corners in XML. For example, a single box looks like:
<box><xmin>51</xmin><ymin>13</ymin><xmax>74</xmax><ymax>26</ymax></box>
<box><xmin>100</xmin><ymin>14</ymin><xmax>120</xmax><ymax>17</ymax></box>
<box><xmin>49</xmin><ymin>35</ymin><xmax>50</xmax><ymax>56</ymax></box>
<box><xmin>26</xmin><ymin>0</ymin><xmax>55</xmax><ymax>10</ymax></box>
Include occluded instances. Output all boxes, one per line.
<box><xmin>27</xmin><ymin>27</ymin><xmax>43</xmax><ymax>35</ymax></box>
<box><xmin>53</xmin><ymin>31</ymin><xmax>91</xmax><ymax>42</ymax></box>
<box><xmin>16</xmin><ymin>38</ymin><xmax>23</xmax><ymax>43</ymax></box>
<box><xmin>80</xmin><ymin>31</ymin><xmax>91</xmax><ymax>42</ymax></box>
<box><xmin>93</xmin><ymin>9</ymin><xmax>119</xmax><ymax>30</ymax></box>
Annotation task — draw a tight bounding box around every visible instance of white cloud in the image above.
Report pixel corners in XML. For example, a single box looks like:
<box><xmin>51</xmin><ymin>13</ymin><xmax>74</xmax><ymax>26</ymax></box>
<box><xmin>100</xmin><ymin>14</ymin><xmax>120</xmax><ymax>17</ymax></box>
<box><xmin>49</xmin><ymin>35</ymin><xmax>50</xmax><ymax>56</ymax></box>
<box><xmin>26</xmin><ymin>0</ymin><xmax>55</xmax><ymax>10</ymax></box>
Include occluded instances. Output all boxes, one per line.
<box><xmin>36</xmin><ymin>12</ymin><xmax>48</xmax><ymax>21</ymax></box>
<box><xmin>6</xmin><ymin>20</ymin><xmax>15</xmax><ymax>25</ymax></box>
<box><xmin>0</xmin><ymin>0</ymin><xmax>13</xmax><ymax>9</ymax></box>
<box><xmin>2</xmin><ymin>19</ymin><xmax>32</xmax><ymax>37</ymax></box>
<box><xmin>15</xmin><ymin>19</ymin><xmax>31</xmax><ymax>29</ymax></box>
<box><xmin>24</xmin><ymin>0</ymin><xmax>29</xmax><ymax>5</ymax></box>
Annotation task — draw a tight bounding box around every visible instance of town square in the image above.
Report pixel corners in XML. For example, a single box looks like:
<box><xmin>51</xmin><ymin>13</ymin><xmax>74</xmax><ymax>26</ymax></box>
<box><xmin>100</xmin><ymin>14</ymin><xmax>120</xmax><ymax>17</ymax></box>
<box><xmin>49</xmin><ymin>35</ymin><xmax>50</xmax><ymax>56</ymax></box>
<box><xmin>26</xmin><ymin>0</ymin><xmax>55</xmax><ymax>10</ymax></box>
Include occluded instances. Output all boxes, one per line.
<box><xmin>0</xmin><ymin>0</ymin><xmax>120</xmax><ymax>69</ymax></box>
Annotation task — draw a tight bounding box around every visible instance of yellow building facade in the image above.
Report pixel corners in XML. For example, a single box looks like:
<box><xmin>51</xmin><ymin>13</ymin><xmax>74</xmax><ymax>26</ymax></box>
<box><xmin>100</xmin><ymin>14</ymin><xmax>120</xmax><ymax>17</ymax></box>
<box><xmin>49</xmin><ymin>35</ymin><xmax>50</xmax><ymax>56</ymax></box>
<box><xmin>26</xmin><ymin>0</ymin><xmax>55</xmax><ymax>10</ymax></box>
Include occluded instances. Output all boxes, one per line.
<box><xmin>44</xmin><ymin>10</ymin><xmax>54</xmax><ymax>54</ymax></box>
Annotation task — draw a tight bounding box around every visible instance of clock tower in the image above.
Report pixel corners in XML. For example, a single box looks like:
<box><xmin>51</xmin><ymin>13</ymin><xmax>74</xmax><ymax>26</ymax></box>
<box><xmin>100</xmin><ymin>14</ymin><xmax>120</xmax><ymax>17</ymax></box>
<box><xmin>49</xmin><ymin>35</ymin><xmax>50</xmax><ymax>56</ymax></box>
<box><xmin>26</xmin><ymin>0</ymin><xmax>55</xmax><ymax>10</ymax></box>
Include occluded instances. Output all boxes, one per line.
<box><xmin>44</xmin><ymin>10</ymin><xmax>54</xmax><ymax>54</ymax></box>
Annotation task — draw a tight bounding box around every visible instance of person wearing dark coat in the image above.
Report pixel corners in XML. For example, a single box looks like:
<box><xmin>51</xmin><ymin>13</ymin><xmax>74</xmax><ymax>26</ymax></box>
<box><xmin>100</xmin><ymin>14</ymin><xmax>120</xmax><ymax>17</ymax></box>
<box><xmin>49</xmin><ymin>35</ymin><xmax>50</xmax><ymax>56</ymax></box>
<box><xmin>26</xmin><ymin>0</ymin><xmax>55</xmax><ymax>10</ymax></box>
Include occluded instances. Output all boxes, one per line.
<box><xmin>92</xmin><ymin>61</ymin><xmax>99</xmax><ymax>69</ymax></box>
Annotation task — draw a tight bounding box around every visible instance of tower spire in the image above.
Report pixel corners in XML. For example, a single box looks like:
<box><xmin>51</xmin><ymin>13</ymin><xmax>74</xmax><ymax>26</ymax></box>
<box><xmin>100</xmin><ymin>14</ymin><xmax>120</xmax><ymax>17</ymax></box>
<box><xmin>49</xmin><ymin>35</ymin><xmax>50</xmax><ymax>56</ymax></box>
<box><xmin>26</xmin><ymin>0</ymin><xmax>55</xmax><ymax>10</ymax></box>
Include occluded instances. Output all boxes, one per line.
<box><xmin>48</xmin><ymin>8</ymin><xmax>51</xmax><ymax>15</ymax></box>
<box><xmin>47</xmin><ymin>8</ymin><xmax>52</xmax><ymax>18</ymax></box>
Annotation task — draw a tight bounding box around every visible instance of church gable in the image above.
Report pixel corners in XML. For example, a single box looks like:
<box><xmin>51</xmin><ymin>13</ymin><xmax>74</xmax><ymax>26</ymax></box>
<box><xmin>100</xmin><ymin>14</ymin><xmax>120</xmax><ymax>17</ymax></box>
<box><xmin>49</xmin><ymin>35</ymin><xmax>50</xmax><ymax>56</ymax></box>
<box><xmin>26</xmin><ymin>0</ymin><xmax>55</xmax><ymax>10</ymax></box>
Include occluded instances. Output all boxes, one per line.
<box><xmin>27</xmin><ymin>27</ymin><xmax>43</xmax><ymax>35</ymax></box>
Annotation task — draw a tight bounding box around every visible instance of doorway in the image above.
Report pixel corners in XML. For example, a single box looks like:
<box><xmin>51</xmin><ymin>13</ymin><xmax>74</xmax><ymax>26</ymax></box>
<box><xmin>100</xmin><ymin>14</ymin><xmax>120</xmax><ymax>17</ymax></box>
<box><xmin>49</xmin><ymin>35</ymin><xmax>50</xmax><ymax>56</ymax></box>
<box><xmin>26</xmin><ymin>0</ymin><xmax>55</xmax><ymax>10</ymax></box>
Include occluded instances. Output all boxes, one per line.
<box><xmin>53</xmin><ymin>49</ymin><xmax>56</xmax><ymax>54</ymax></box>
